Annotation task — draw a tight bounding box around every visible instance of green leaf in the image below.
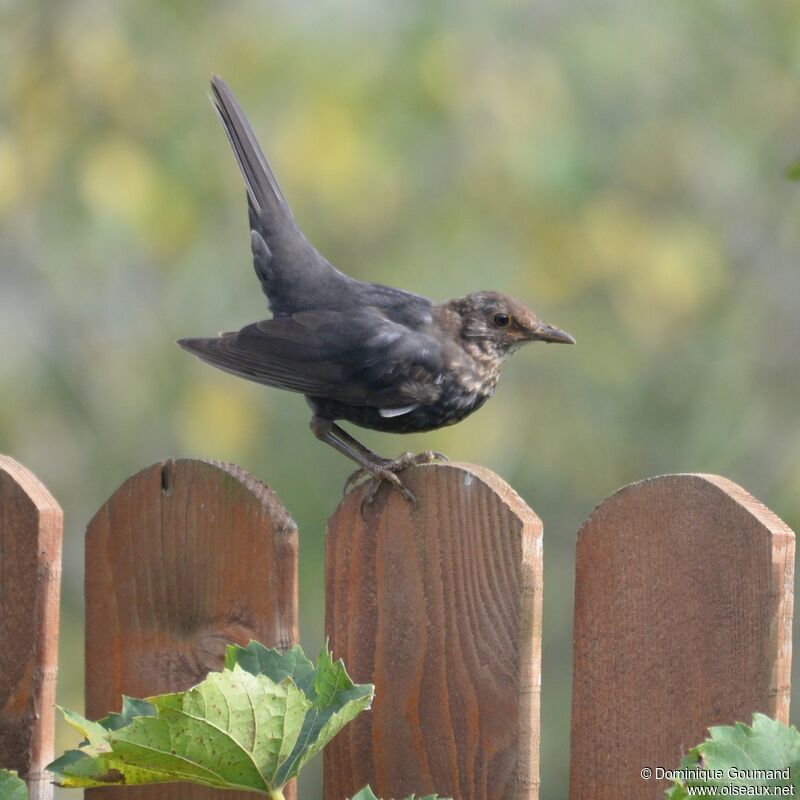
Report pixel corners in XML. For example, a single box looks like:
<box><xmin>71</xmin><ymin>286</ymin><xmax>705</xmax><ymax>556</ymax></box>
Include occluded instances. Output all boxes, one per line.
<box><xmin>666</xmin><ymin>714</ymin><xmax>800</xmax><ymax>799</ymax></box>
<box><xmin>56</xmin><ymin>707</ymin><xmax>112</xmax><ymax>751</ymax></box>
<box><xmin>119</xmin><ymin>666</ymin><xmax>311</xmax><ymax>790</ymax></box>
<box><xmin>787</xmin><ymin>158</ymin><xmax>800</xmax><ymax>181</ymax></box>
<box><xmin>225</xmin><ymin>641</ymin><xmax>316</xmax><ymax>696</ymax></box>
<box><xmin>100</xmin><ymin>696</ymin><xmax>158</xmax><ymax>732</ymax></box>
<box><xmin>349</xmin><ymin>786</ymin><xmax>451</xmax><ymax>800</ymax></box>
<box><xmin>47</xmin><ymin>700</ymin><xmax>168</xmax><ymax>789</ymax></box>
<box><xmin>44</xmin><ymin>748</ymin><xmax>160</xmax><ymax>789</ymax></box>
<box><xmin>0</xmin><ymin>771</ymin><xmax>27</xmax><ymax>800</ymax></box>
<box><xmin>273</xmin><ymin>648</ymin><xmax>374</xmax><ymax>785</ymax></box>
<box><xmin>48</xmin><ymin>642</ymin><xmax>374</xmax><ymax>794</ymax></box>
<box><xmin>350</xmin><ymin>788</ymin><xmax>380</xmax><ymax>800</ymax></box>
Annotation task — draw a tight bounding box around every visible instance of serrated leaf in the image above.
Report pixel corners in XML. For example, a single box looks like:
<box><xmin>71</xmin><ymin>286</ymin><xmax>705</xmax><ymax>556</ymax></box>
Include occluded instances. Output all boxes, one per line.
<box><xmin>56</xmin><ymin>707</ymin><xmax>112</xmax><ymax>751</ymax></box>
<box><xmin>0</xmin><ymin>770</ymin><xmax>27</xmax><ymax>800</ymax></box>
<box><xmin>49</xmin><ymin>642</ymin><xmax>374</xmax><ymax>794</ymax></box>
<box><xmin>101</xmin><ymin>696</ymin><xmax>157</xmax><ymax>732</ymax></box>
<box><xmin>225</xmin><ymin>641</ymin><xmax>316</xmax><ymax>696</ymax></box>
<box><xmin>349</xmin><ymin>786</ymin><xmax>451</xmax><ymax>800</ymax></box>
<box><xmin>273</xmin><ymin>648</ymin><xmax>373</xmax><ymax>785</ymax></box>
<box><xmin>44</xmin><ymin>748</ymin><xmax>164</xmax><ymax>789</ymax></box>
<box><xmin>350</xmin><ymin>788</ymin><xmax>380</xmax><ymax>800</ymax></box>
<box><xmin>666</xmin><ymin>713</ymin><xmax>800</xmax><ymax>799</ymax></box>
<box><xmin>129</xmin><ymin>666</ymin><xmax>310</xmax><ymax>788</ymax></box>
<box><xmin>49</xmin><ymin>702</ymin><xmax>167</xmax><ymax>788</ymax></box>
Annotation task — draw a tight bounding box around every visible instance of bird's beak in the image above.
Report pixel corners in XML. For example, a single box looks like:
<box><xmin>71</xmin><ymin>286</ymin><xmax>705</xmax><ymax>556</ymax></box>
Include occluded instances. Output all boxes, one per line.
<box><xmin>531</xmin><ymin>322</ymin><xmax>576</xmax><ymax>344</ymax></box>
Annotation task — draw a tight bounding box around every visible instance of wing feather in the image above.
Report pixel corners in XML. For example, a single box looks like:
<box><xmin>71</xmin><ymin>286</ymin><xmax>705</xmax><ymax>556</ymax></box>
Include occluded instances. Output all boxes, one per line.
<box><xmin>178</xmin><ymin>309</ymin><xmax>443</xmax><ymax>408</ymax></box>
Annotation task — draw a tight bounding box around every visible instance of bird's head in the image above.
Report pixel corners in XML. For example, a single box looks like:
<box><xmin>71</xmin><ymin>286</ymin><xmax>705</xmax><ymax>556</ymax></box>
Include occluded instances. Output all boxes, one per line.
<box><xmin>449</xmin><ymin>291</ymin><xmax>575</xmax><ymax>358</ymax></box>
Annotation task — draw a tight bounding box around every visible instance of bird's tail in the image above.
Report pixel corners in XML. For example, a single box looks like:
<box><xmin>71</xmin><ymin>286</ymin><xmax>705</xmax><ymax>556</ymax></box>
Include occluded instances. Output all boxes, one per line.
<box><xmin>210</xmin><ymin>75</ymin><xmax>298</xmax><ymax>241</ymax></box>
<box><xmin>209</xmin><ymin>76</ymin><xmax>353</xmax><ymax>316</ymax></box>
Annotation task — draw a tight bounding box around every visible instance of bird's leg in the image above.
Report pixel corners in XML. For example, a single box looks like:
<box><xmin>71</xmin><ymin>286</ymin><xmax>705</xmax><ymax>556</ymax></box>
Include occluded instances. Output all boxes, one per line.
<box><xmin>333</xmin><ymin>438</ymin><xmax>449</xmax><ymax>500</ymax></box>
<box><xmin>344</xmin><ymin>450</ymin><xmax>449</xmax><ymax>496</ymax></box>
<box><xmin>326</xmin><ymin>425</ymin><xmax>450</xmax><ymax>494</ymax></box>
<box><xmin>310</xmin><ymin>416</ymin><xmax>392</xmax><ymax>473</ymax></box>
<box><xmin>310</xmin><ymin>416</ymin><xmax>417</xmax><ymax>507</ymax></box>
<box><xmin>322</xmin><ymin>420</ymin><xmax>448</xmax><ymax>471</ymax></box>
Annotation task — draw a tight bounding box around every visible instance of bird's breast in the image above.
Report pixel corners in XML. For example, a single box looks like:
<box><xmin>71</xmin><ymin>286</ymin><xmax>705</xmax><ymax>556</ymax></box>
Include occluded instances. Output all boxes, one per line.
<box><xmin>310</xmin><ymin>343</ymin><xmax>504</xmax><ymax>434</ymax></box>
<box><xmin>448</xmin><ymin>342</ymin><xmax>503</xmax><ymax>397</ymax></box>
<box><xmin>310</xmin><ymin>368</ymin><xmax>497</xmax><ymax>434</ymax></box>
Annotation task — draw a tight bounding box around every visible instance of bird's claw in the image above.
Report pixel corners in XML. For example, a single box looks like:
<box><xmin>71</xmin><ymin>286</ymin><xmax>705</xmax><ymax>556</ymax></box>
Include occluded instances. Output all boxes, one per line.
<box><xmin>342</xmin><ymin>450</ymin><xmax>451</xmax><ymax>515</ymax></box>
<box><xmin>358</xmin><ymin>468</ymin><xmax>418</xmax><ymax>516</ymax></box>
<box><xmin>391</xmin><ymin>450</ymin><xmax>449</xmax><ymax>470</ymax></box>
<box><xmin>344</xmin><ymin>467</ymin><xmax>371</xmax><ymax>495</ymax></box>
<box><xmin>343</xmin><ymin>450</ymin><xmax>449</xmax><ymax>497</ymax></box>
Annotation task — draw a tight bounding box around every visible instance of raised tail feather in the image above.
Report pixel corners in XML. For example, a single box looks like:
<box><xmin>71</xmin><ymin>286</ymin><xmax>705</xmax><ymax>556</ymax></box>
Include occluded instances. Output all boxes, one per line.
<box><xmin>209</xmin><ymin>76</ymin><xmax>352</xmax><ymax>316</ymax></box>
<box><xmin>210</xmin><ymin>75</ymin><xmax>296</xmax><ymax>235</ymax></box>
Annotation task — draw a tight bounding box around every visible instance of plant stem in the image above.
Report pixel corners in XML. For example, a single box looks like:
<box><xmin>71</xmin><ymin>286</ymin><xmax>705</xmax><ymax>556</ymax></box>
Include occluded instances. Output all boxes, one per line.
<box><xmin>267</xmin><ymin>789</ymin><xmax>286</xmax><ymax>800</ymax></box>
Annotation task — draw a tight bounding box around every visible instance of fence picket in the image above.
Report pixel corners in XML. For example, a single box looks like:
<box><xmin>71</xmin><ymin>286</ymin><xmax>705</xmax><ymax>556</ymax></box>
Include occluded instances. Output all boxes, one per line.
<box><xmin>323</xmin><ymin>463</ymin><xmax>543</xmax><ymax>800</ymax></box>
<box><xmin>84</xmin><ymin>458</ymin><xmax>299</xmax><ymax>800</ymax></box>
<box><xmin>0</xmin><ymin>456</ymin><xmax>63</xmax><ymax>800</ymax></box>
<box><xmin>569</xmin><ymin>473</ymin><xmax>795</xmax><ymax>799</ymax></box>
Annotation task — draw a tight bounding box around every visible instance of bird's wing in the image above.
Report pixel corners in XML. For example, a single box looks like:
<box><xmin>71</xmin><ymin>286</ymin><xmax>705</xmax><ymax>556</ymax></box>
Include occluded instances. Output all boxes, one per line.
<box><xmin>178</xmin><ymin>309</ymin><xmax>444</xmax><ymax>409</ymax></box>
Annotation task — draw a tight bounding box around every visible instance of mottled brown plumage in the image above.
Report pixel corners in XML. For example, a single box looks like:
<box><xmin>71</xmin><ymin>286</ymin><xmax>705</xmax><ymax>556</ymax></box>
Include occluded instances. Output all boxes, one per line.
<box><xmin>179</xmin><ymin>77</ymin><xmax>574</xmax><ymax>504</ymax></box>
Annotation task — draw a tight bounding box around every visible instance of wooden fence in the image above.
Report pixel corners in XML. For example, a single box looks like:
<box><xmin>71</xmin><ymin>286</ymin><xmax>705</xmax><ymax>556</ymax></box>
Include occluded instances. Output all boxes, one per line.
<box><xmin>0</xmin><ymin>455</ymin><xmax>795</xmax><ymax>800</ymax></box>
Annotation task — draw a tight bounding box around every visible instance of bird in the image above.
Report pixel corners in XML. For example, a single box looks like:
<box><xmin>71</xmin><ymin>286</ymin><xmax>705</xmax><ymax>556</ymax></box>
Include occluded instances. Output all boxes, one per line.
<box><xmin>179</xmin><ymin>76</ymin><xmax>575</xmax><ymax>507</ymax></box>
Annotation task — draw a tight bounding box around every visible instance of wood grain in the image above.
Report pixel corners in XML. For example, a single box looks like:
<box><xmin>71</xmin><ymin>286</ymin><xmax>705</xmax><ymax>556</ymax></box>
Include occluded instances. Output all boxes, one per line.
<box><xmin>0</xmin><ymin>456</ymin><xmax>63</xmax><ymax>800</ymax></box>
<box><xmin>85</xmin><ymin>459</ymin><xmax>299</xmax><ymax>800</ymax></box>
<box><xmin>569</xmin><ymin>473</ymin><xmax>795</xmax><ymax>799</ymax></box>
<box><xmin>324</xmin><ymin>463</ymin><xmax>543</xmax><ymax>800</ymax></box>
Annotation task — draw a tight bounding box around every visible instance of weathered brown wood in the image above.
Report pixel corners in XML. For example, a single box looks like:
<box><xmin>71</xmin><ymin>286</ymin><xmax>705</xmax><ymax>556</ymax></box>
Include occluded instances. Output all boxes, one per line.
<box><xmin>569</xmin><ymin>473</ymin><xmax>795</xmax><ymax>799</ymax></box>
<box><xmin>0</xmin><ymin>456</ymin><xmax>62</xmax><ymax>800</ymax></box>
<box><xmin>324</xmin><ymin>463</ymin><xmax>543</xmax><ymax>800</ymax></box>
<box><xmin>85</xmin><ymin>458</ymin><xmax>299</xmax><ymax>800</ymax></box>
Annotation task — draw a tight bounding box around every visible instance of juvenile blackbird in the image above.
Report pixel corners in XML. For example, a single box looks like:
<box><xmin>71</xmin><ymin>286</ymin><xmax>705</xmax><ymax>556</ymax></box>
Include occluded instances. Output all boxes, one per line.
<box><xmin>179</xmin><ymin>76</ymin><xmax>574</xmax><ymax>504</ymax></box>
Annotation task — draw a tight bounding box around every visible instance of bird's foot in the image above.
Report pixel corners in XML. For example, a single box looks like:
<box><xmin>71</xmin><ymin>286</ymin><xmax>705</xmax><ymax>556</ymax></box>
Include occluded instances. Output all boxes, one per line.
<box><xmin>359</xmin><ymin>466</ymin><xmax>418</xmax><ymax>514</ymax></box>
<box><xmin>344</xmin><ymin>450</ymin><xmax>449</xmax><ymax>496</ymax></box>
<box><xmin>344</xmin><ymin>450</ymin><xmax>450</xmax><ymax>516</ymax></box>
<box><xmin>390</xmin><ymin>450</ymin><xmax>449</xmax><ymax>471</ymax></box>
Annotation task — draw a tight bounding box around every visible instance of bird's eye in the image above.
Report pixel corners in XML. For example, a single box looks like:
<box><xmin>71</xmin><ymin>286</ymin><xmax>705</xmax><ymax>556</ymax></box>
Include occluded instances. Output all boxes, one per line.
<box><xmin>493</xmin><ymin>312</ymin><xmax>511</xmax><ymax>328</ymax></box>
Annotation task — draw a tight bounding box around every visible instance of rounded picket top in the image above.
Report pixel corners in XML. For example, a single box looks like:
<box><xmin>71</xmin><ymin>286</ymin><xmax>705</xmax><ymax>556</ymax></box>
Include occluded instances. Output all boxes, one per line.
<box><xmin>325</xmin><ymin>462</ymin><xmax>543</xmax><ymax>800</ymax></box>
<box><xmin>570</xmin><ymin>473</ymin><xmax>795</xmax><ymax>800</ymax></box>
<box><xmin>0</xmin><ymin>455</ymin><xmax>62</xmax><ymax>525</ymax></box>
<box><xmin>0</xmin><ymin>456</ymin><xmax>63</xmax><ymax>800</ymax></box>
<box><xmin>85</xmin><ymin>458</ymin><xmax>299</xmax><ymax>800</ymax></box>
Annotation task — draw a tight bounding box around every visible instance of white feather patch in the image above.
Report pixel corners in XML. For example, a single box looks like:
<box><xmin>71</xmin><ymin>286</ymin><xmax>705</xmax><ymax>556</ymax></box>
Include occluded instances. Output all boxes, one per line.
<box><xmin>379</xmin><ymin>404</ymin><xmax>419</xmax><ymax>418</ymax></box>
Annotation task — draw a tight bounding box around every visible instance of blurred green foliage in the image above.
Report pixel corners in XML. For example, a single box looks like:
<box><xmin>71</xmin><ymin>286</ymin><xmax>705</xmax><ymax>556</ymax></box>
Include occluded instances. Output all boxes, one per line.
<box><xmin>1</xmin><ymin>1</ymin><xmax>799</xmax><ymax>798</ymax></box>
